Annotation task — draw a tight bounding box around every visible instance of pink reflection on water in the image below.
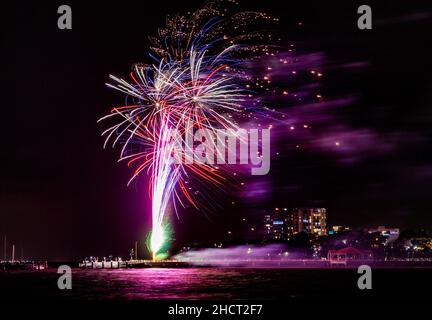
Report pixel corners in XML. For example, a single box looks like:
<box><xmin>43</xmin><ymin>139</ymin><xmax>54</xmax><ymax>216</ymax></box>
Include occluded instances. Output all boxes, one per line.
<box><xmin>76</xmin><ymin>268</ymin><xmax>246</xmax><ymax>299</ymax></box>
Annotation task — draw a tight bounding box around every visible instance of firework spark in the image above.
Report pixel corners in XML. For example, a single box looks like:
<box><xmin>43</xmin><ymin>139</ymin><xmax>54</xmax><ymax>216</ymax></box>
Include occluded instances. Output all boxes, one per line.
<box><xmin>98</xmin><ymin>0</ymin><xmax>276</xmax><ymax>260</ymax></box>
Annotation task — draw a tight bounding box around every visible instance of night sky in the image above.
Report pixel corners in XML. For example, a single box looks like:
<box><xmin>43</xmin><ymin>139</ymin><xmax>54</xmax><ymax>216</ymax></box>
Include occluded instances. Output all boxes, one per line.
<box><xmin>2</xmin><ymin>0</ymin><xmax>432</xmax><ymax>260</ymax></box>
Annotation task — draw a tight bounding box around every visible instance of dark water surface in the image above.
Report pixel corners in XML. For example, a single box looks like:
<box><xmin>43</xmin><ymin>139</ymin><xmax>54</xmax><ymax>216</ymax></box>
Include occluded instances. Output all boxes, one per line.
<box><xmin>0</xmin><ymin>268</ymin><xmax>431</xmax><ymax>300</ymax></box>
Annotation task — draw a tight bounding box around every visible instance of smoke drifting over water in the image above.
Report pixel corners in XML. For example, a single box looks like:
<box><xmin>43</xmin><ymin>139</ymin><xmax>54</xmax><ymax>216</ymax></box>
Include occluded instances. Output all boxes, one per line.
<box><xmin>174</xmin><ymin>244</ymin><xmax>316</xmax><ymax>267</ymax></box>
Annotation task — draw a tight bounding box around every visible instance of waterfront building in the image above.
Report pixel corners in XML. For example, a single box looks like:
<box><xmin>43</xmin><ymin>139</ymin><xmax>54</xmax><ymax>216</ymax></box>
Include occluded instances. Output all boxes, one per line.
<box><xmin>264</xmin><ymin>207</ymin><xmax>327</xmax><ymax>241</ymax></box>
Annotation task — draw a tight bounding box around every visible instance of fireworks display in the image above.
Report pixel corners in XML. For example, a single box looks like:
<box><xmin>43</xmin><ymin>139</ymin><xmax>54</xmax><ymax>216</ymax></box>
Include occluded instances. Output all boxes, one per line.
<box><xmin>98</xmin><ymin>0</ymin><xmax>278</xmax><ymax>259</ymax></box>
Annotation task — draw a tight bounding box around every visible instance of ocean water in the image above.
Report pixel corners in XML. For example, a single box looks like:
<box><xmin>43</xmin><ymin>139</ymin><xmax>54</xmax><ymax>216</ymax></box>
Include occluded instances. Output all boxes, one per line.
<box><xmin>0</xmin><ymin>267</ymin><xmax>431</xmax><ymax>300</ymax></box>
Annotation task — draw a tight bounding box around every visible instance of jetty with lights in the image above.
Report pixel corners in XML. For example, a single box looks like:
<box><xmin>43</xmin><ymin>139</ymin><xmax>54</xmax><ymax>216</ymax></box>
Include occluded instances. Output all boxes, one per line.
<box><xmin>78</xmin><ymin>259</ymin><xmax>191</xmax><ymax>269</ymax></box>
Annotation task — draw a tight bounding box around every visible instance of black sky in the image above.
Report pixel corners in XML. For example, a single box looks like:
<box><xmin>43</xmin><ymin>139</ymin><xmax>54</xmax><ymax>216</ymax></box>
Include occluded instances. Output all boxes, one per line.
<box><xmin>1</xmin><ymin>0</ymin><xmax>432</xmax><ymax>260</ymax></box>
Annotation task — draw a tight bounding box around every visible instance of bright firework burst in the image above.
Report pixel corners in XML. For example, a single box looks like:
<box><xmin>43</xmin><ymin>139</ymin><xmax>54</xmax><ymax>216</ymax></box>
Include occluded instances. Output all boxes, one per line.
<box><xmin>98</xmin><ymin>0</ymin><xmax>277</xmax><ymax>260</ymax></box>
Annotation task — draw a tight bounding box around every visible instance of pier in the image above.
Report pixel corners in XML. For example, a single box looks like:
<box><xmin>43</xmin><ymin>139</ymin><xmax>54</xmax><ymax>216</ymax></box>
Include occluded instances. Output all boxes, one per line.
<box><xmin>79</xmin><ymin>259</ymin><xmax>191</xmax><ymax>269</ymax></box>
